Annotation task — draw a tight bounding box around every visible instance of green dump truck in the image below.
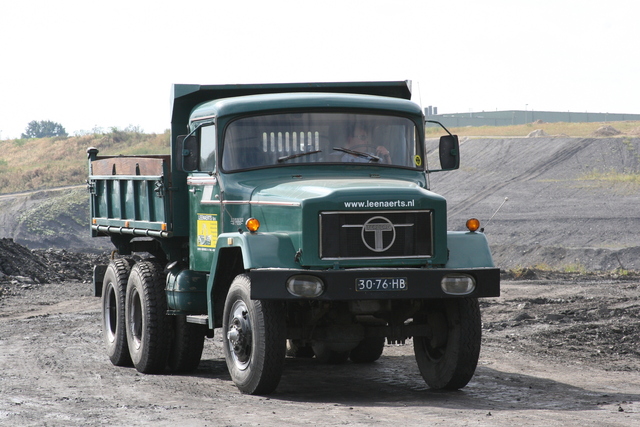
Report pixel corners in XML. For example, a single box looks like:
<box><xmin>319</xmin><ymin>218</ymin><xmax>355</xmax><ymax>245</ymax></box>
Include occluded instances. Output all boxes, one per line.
<box><xmin>87</xmin><ymin>81</ymin><xmax>500</xmax><ymax>395</ymax></box>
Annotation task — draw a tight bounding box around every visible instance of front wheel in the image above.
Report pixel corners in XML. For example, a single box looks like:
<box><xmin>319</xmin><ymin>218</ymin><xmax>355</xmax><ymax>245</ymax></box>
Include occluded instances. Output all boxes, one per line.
<box><xmin>223</xmin><ymin>274</ymin><xmax>286</xmax><ymax>395</ymax></box>
<box><xmin>413</xmin><ymin>298</ymin><xmax>481</xmax><ymax>390</ymax></box>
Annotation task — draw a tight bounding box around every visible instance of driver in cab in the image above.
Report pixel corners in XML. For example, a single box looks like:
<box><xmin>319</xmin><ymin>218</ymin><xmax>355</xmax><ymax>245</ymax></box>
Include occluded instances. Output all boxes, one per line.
<box><xmin>340</xmin><ymin>126</ymin><xmax>391</xmax><ymax>163</ymax></box>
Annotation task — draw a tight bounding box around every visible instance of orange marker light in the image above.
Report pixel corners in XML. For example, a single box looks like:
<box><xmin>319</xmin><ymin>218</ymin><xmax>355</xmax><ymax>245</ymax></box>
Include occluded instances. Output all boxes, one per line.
<box><xmin>466</xmin><ymin>218</ymin><xmax>480</xmax><ymax>232</ymax></box>
<box><xmin>246</xmin><ymin>218</ymin><xmax>260</xmax><ymax>233</ymax></box>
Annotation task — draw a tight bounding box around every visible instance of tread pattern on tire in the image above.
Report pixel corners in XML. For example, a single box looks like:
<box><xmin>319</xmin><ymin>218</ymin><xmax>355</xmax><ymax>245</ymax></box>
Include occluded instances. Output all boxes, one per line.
<box><xmin>168</xmin><ymin>315</ymin><xmax>206</xmax><ymax>373</ymax></box>
<box><xmin>127</xmin><ymin>260</ymin><xmax>171</xmax><ymax>374</ymax></box>
<box><xmin>414</xmin><ymin>297</ymin><xmax>481</xmax><ymax>390</ymax></box>
<box><xmin>224</xmin><ymin>274</ymin><xmax>286</xmax><ymax>395</ymax></box>
<box><xmin>102</xmin><ymin>258</ymin><xmax>132</xmax><ymax>366</ymax></box>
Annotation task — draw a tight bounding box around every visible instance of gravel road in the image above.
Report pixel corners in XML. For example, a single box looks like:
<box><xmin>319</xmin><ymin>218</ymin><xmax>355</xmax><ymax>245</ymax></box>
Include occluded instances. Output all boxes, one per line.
<box><xmin>1</xmin><ymin>269</ymin><xmax>638</xmax><ymax>426</ymax></box>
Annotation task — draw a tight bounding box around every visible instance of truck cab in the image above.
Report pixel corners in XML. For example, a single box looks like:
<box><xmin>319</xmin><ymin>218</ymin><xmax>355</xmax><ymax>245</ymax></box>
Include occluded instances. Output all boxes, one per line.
<box><xmin>88</xmin><ymin>81</ymin><xmax>499</xmax><ymax>395</ymax></box>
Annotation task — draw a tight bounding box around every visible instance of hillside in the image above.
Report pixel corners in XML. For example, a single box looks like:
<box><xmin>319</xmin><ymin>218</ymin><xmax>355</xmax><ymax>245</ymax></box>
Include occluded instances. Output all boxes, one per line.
<box><xmin>1</xmin><ymin>125</ymin><xmax>639</xmax><ymax>271</ymax></box>
<box><xmin>427</xmin><ymin>135</ymin><xmax>640</xmax><ymax>271</ymax></box>
<box><xmin>0</xmin><ymin>129</ymin><xmax>169</xmax><ymax>194</ymax></box>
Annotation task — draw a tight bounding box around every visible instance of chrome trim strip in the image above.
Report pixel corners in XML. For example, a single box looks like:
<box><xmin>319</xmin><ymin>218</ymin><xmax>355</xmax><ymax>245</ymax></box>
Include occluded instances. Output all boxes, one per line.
<box><xmin>250</xmin><ymin>200</ymin><xmax>300</xmax><ymax>207</ymax></box>
<box><xmin>187</xmin><ymin>176</ymin><xmax>218</xmax><ymax>185</ymax></box>
<box><xmin>190</xmin><ymin>114</ymin><xmax>216</xmax><ymax>123</ymax></box>
<box><xmin>197</xmin><ymin>200</ymin><xmax>301</xmax><ymax>207</ymax></box>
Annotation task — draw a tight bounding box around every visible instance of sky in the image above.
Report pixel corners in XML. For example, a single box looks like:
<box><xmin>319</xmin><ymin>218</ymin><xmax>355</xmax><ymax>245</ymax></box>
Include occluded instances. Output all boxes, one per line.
<box><xmin>0</xmin><ymin>0</ymin><xmax>638</xmax><ymax>139</ymax></box>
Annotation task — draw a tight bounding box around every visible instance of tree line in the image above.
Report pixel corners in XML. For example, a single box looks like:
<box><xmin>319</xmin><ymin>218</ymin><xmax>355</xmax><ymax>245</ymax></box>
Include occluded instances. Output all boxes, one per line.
<box><xmin>21</xmin><ymin>120</ymin><xmax>67</xmax><ymax>138</ymax></box>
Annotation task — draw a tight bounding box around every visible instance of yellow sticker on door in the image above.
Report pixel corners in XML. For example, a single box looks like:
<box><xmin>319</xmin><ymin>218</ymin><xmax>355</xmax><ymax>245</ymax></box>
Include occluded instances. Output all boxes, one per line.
<box><xmin>197</xmin><ymin>214</ymin><xmax>218</xmax><ymax>248</ymax></box>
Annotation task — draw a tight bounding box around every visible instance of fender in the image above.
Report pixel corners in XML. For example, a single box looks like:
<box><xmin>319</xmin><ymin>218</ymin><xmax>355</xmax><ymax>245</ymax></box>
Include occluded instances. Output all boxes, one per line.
<box><xmin>213</xmin><ymin>231</ymin><xmax>299</xmax><ymax>269</ymax></box>
<box><xmin>206</xmin><ymin>232</ymin><xmax>298</xmax><ymax>328</ymax></box>
<box><xmin>446</xmin><ymin>231</ymin><xmax>495</xmax><ymax>268</ymax></box>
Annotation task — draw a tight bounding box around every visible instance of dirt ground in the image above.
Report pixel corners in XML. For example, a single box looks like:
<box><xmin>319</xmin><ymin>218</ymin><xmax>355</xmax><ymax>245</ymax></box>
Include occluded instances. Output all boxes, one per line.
<box><xmin>1</xmin><ymin>254</ymin><xmax>639</xmax><ymax>425</ymax></box>
<box><xmin>2</xmin><ymin>136</ymin><xmax>640</xmax><ymax>425</ymax></box>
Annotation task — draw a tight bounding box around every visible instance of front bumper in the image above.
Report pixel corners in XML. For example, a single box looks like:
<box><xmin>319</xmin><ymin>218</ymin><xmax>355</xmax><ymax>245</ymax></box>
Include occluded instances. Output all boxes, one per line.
<box><xmin>250</xmin><ymin>267</ymin><xmax>500</xmax><ymax>300</ymax></box>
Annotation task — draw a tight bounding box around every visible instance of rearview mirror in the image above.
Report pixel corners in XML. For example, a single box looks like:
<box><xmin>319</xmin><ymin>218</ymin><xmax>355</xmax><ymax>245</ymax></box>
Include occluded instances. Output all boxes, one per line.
<box><xmin>438</xmin><ymin>134</ymin><xmax>460</xmax><ymax>171</ymax></box>
<box><xmin>177</xmin><ymin>134</ymin><xmax>199</xmax><ymax>172</ymax></box>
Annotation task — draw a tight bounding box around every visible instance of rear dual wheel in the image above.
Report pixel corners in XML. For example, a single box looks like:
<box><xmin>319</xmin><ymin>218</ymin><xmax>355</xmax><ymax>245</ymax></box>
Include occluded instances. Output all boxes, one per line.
<box><xmin>168</xmin><ymin>314</ymin><xmax>206</xmax><ymax>373</ymax></box>
<box><xmin>125</xmin><ymin>260</ymin><xmax>171</xmax><ymax>374</ymax></box>
<box><xmin>101</xmin><ymin>258</ymin><xmax>133</xmax><ymax>366</ymax></box>
<box><xmin>103</xmin><ymin>258</ymin><xmax>206</xmax><ymax>374</ymax></box>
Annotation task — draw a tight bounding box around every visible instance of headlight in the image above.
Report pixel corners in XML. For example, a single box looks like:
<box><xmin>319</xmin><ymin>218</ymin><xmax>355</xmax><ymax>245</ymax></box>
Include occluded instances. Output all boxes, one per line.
<box><xmin>441</xmin><ymin>274</ymin><xmax>476</xmax><ymax>295</ymax></box>
<box><xmin>286</xmin><ymin>275</ymin><xmax>325</xmax><ymax>298</ymax></box>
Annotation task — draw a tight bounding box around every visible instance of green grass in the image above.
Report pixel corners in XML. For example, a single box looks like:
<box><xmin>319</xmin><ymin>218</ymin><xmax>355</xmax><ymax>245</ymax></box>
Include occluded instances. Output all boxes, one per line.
<box><xmin>0</xmin><ymin>129</ymin><xmax>169</xmax><ymax>194</ymax></box>
<box><xmin>581</xmin><ymin>171</ymin><xmax>640</xmax><ymax>184</ymax></box>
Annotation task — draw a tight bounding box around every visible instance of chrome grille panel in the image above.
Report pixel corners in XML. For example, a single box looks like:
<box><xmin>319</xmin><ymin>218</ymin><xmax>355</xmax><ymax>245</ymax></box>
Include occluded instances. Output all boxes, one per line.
<box><xmin>319</xmin><ymin>210</ymin><xmax>433</xmax><ymax>259</ymax></box>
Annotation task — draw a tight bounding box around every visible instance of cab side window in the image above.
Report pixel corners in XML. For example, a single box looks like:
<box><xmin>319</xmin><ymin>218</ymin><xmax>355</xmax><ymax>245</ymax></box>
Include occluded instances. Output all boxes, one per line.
<box><xmin>200</xmin><ymin>125</ymin><xmax>216</xmax><ymax>172</ymax></box>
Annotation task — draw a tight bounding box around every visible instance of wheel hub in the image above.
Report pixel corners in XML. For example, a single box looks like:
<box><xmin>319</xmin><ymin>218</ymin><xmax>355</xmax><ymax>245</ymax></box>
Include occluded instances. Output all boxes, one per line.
<box><xmin>226</xmin><ymin>303</ymin><xmax>252</xmax><ymax>370</ymax></box>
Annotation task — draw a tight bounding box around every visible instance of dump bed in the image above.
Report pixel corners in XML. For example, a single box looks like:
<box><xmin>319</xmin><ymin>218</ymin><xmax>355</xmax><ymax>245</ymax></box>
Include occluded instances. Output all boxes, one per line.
<box><xmin>87</xmin><ymin>150</ymin><xmax>173</xmax><ymax>238</ymax></box>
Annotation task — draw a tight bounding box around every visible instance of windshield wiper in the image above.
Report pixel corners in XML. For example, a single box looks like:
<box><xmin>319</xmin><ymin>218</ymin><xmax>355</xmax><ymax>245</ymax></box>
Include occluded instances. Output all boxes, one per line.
<box><xmin>277</xmin><ymin>150</ymin><xmax>322</xmax><ymax>163</ymax></box>
<box><xmin>332</xmin><ymin>147</ymin><xmax>380</xmax><ymax>162</ymax></box>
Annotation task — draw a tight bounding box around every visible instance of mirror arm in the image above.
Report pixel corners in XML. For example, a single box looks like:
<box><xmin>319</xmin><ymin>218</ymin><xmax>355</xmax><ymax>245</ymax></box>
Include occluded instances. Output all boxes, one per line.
<box><xmin>425</xmin><ymin>120</ymin><xmax>454</xmax><ymax>137</ymax></box>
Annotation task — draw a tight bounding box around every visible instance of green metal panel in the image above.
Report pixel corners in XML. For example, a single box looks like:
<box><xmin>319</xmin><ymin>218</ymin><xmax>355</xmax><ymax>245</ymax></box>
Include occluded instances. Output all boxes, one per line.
<box><xmin>190</xmin><ymin>92</ymin><xmax>423</xmax><ymax>124</ymax></box>
<box><xmin>88</xmin><ymin>152</ymin><xmax>172</xmax><ymax>236</ymax></box>
<box><xmin>170</xmin><ymin>82</ymin><xmax>414</xmax><ymax>236</ymax></box>
<box><xmin>166</xmin><ymin>268</ymin><xmax>208</xmax><ymax>314</ymax></box>
<box><xmin>445</xmin><ymin>231</ymin><xmax>495</xmax><ymax>268</ymax></box>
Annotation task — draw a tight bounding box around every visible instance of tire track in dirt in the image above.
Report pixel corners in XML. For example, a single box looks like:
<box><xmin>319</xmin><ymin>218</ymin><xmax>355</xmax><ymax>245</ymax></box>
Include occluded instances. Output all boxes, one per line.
<box><xmin>447</xmin><ymin>138</ymin><xmax>594</xmax><ymax>218</ymax></box>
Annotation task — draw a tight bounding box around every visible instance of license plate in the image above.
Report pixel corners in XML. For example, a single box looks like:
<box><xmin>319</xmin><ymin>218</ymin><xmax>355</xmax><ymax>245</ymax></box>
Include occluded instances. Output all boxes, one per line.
<box><xmin>356</xmin><ymin>277</ymin><xmax>408</xmax><ymax>292</ymax></box>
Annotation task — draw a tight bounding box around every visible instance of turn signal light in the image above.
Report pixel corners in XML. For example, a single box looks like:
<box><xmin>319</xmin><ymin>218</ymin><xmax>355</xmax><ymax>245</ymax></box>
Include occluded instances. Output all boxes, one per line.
<box><xmin>246</xmin><ymin>217</ymin><xmax>260</xmax><ymax>233</ymax></box>
<box><xmin>466</xmin><ymin>218</ymin><xmax>480</xmax><ymax>232</ymax></box>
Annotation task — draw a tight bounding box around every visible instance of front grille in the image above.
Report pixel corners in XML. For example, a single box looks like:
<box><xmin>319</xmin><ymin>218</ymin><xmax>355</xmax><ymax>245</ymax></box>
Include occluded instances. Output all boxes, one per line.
<box><xmin>319</xmin><ymin>210</ymin><xmax>433</xmax><ymax>259</ymax></box>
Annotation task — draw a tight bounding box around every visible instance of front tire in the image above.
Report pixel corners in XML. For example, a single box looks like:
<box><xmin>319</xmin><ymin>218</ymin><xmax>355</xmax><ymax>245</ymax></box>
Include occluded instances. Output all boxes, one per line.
<box><xmin>413</xmin><ymin>298</ymin><xmax>481</xmax><ymax>390</ymax></box>
<box><xmin>102</xmin><ymin>258</ymin><xmax>132</xmax><ymax>366</ymax></box>
<box><xmin>223</xmin><ymin>274</ymin><xmax>286</xmax><ymax>395</ymax></box>
<box><xmin>125</xmin><ymin>260</ymin><xmax>171</xmax><ymax>374</ymax></box>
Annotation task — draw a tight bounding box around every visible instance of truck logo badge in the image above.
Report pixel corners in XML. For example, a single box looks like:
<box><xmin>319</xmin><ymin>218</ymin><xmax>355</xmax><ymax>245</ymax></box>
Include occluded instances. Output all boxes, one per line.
<box><xmin>344</xmin><ymin>216</ymin><xmax>413</xmax><ymax>252</ymax></box>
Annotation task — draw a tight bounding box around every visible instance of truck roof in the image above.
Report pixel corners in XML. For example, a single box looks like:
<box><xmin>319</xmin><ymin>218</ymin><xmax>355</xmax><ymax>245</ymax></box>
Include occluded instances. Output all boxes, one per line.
<box><xmin>171</xmin><ymin>81</ymin><xmax>412</xmax><ymax>135</ymax></box>
<box><xmin>188</xmin><ymin>92</ymin><xmax>423</xmax><ymax>124</ymax></box>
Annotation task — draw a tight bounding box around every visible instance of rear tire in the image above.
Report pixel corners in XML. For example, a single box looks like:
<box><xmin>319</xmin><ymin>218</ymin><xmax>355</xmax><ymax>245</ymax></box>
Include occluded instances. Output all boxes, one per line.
<box><xmin>414</xmin><ymin>298</ymin><xmax>481</xmax><ymax>390</ymax></box>
<box><xmin>168</xmin><ymin>315</ymin><xmax>206</xmax><ymax>373</ymax></box>
<box><xmin>125</xmin><ymin>260</ymin><xmax>171</xmax><ymax>374</ymax></box>
<box><xmin>286</xmin><ymin>340</ymin><xmax>315</xmax><ymax>358</ymax></box>
<box><xmin>312</xmin><ymin>343</ymin><xmax>350</xmax><ymax>364</ymax></box>
<box><xmin>349</xmin><ymin>337</ymin><xmax>385</xmax><ymax>363</ymax></box>
<box><xmin>101</xmin><ymin>258</ymin><xmax>132</xmax><ymax>366</ymax></box>
<box><xmin>223</xmin><ymin>274</ymin><xmax>286</xmax><ymax>395</ymax></box>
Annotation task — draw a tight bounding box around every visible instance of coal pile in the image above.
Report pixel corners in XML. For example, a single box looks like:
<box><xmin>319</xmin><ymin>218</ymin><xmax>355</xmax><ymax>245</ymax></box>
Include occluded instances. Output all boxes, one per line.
<box><xmin>0</xmin><ymin>238</ymin><xmax>104</xmax><ymax>285</ymax></box>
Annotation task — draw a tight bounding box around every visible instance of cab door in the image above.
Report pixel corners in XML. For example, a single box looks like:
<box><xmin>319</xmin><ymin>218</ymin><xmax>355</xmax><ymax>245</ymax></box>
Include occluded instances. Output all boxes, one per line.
<box><xmin>187</xmin><ymin>124</ymin><xmax>222</xmax><ymax>272</ymax></box>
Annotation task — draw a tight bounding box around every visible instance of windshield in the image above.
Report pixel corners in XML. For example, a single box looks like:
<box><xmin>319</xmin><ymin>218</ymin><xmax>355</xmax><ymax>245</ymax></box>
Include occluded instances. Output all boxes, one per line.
<box><xmin>221</xmin><ymin>112</ymin><xmax>421</xmax><ymax>171</ymax></box>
